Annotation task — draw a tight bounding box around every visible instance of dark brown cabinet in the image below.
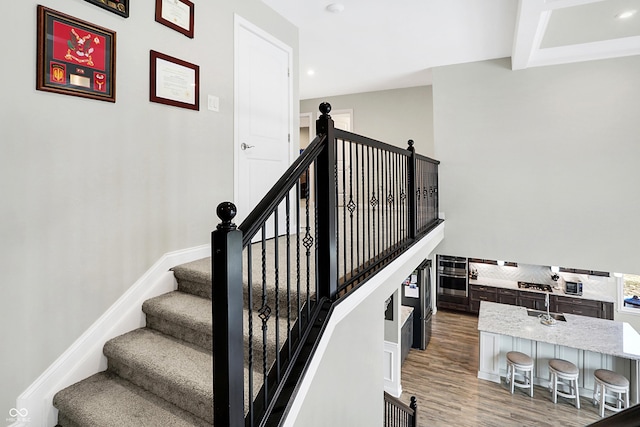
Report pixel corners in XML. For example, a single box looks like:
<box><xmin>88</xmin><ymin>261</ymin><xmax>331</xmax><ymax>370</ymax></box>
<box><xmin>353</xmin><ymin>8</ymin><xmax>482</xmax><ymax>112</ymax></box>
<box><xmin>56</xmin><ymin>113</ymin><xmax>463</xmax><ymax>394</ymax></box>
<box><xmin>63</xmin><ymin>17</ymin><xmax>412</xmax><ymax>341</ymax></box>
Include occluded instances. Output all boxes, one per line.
<box><xmin>551</xmin><ymin>295</ymin><xmax>614</xmax><ymax>320</ymax></box>
<box><xmin>497</xmin><ymin>288</ymin><xmax>518</xmax><ymax>306</ymax></box>
<box><xmin>517</xmin><ymin>291</ymin><xmax>547</xmax><ymax>311</ymax></box>
<box><xmin>437</xmin><ymin>294</ymin><xmax>469</xmax><ymax>312</ymax></box>
<box><xmin>401</xmin><ymin>311</ymin><xmax>413</xmax><ymax>364</ymax></box>
<box><xmin>601</xmin><ymin>302</ymin><xmax>614</xmax><ymax>320</ymax></box>
<box><xmin>469</xmin><ymin>284</ymin><xmax>497</xmax><ymax>314</ymax></box>
<box><xmin>466</xmin><ymin>283</ymin><xmax>614</xmax><ymax>320</ymax></box>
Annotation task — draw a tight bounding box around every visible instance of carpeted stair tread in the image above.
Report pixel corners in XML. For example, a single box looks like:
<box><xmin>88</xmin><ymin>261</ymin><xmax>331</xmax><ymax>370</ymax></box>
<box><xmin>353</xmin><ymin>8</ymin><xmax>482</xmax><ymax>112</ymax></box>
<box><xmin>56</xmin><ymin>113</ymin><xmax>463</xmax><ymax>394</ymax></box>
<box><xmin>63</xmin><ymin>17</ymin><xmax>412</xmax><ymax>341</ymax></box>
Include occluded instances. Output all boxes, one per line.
<box><xmin>172</xmin><ymin>257</ymin><xmax>211</xmax><ymax>283</ymax></box>
<box><xmin>104</xmin><ymin>328</ymin><xmax>213</xmax><ymax>423</ymax></box>
<box><xmin>53</xmin><ymin>371</ymin><xmax>212</xmax><ymax>427</ymax></box>
<box><xmin>143</xmin><ymin>291</ymin><xmax>212</xmax><ymax>350</ymax></box>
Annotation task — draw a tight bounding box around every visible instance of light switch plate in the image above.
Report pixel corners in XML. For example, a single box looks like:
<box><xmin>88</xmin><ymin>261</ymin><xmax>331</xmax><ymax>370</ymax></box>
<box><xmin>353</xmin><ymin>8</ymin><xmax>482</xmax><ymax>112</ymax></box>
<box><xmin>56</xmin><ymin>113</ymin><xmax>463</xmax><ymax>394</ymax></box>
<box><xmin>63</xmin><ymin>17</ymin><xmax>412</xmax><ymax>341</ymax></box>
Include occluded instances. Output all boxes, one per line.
<box><xmin>207</xmin><ymin>95</ymin><xmax>219</xmax><ymax>112</ymax></box>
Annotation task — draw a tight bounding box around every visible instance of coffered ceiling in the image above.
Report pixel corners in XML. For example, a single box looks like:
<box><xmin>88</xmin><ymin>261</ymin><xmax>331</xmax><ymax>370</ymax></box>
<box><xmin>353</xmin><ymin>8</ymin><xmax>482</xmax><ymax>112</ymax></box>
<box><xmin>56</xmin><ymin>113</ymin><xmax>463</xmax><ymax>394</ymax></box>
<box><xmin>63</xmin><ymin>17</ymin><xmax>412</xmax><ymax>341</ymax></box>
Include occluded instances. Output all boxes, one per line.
<box><xmin>262</xmin><ymin>0</ymin><xmax>640</xmax><ymax>99</ymax></box>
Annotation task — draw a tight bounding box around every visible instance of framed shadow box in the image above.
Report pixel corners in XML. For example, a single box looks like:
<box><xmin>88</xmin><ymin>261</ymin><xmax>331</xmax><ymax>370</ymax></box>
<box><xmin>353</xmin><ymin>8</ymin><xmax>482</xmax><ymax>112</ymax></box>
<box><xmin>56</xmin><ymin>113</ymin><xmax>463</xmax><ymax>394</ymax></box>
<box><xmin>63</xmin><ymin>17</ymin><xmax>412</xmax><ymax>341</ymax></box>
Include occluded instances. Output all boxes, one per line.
<box><xmin>84</xmin><ymin>0</ymin><xmax>129</xmax><ymax>18</ymax></box>
<box><xmin>36</xmin><ymin>5</ymin><xmax>116</xmax><ymax>102</ymax></box>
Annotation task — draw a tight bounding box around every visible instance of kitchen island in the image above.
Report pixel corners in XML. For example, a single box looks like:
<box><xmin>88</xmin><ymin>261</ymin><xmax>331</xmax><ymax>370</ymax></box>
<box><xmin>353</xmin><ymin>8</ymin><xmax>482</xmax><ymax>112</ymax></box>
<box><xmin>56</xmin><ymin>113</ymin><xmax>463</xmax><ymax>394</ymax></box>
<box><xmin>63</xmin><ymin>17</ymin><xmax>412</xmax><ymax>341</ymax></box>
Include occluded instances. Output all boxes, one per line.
<box><xmin>477</xmin><ymin>301</ymin><xmax>640</xmax><ymax>403</ymax></box>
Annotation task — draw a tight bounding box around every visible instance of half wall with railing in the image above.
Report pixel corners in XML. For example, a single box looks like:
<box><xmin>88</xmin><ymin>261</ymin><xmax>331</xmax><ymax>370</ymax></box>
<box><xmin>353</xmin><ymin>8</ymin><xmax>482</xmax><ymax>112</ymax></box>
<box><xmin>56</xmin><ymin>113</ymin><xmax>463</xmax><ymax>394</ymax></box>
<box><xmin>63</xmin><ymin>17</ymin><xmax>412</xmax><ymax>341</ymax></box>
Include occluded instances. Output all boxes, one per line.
<box><xmin>212</xmin><ymin>102</ymin><xmax>441</xmax><ymax>426</ymax></box>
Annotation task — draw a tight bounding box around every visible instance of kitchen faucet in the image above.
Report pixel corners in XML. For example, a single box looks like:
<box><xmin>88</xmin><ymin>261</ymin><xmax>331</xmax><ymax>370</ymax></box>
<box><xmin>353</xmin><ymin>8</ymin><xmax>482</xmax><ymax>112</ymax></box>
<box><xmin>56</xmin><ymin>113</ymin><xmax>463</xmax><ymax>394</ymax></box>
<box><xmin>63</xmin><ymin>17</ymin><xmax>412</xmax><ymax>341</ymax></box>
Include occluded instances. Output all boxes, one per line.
<box><xmin>540</xmin><ymin>292</ymin><xmax>557</xmax><ymax>326</ymax></box>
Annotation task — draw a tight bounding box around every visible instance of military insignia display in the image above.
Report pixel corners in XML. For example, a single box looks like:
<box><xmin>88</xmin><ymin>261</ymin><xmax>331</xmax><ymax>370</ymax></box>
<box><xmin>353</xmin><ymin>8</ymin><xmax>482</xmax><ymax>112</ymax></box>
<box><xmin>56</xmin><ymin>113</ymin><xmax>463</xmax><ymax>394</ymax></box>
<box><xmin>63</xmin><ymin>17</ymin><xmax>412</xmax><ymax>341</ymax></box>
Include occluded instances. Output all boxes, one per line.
<box><xmin>84</xmin><ymin>0</ymin><xmax>130</xmax><ymax>19</ymax></box>
<box><xmin>36</xmin><ymin>6</ymin><xmax>116</xmax><ymax>102</ymax></box>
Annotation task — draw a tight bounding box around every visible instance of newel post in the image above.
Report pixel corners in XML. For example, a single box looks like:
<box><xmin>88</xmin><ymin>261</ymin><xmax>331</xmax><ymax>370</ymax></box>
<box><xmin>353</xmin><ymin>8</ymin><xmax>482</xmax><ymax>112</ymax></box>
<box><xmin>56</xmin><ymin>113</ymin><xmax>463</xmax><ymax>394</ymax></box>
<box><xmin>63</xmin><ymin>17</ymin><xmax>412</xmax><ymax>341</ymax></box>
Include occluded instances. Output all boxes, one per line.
<box><xmin>212</xmin><ymin>202</ymin><xmax>244</xmax><ymax>427</ymax></box>
<box><xmin>410</xmin><ymin>396</ymin><xmax>418</xmax><ymax>427</ymax></box>
<box><xmin>315</xmin><ymin>102</ymin><xmax>338</xmax><ymax>300</ymax></box>
<box><xmin>407</xmin><ymin>140</ymin><xmax>418</xmax><ymax>239</ymax></box>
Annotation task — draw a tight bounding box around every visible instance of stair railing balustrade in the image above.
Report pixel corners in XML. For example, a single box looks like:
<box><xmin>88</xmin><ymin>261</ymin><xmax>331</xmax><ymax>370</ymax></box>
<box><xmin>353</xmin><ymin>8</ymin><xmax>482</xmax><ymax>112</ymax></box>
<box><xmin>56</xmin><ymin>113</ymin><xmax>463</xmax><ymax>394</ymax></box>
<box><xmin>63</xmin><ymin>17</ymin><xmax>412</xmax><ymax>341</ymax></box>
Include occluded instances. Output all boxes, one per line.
<box><xmin>384</xmin><ymin>392</ymin><xmax>418</xmax><ymax>427</ymax></box>
<box><xmin>212</xmin><ymin>102</ymin><xmax>441</xmax><ymax>427</ymax></box>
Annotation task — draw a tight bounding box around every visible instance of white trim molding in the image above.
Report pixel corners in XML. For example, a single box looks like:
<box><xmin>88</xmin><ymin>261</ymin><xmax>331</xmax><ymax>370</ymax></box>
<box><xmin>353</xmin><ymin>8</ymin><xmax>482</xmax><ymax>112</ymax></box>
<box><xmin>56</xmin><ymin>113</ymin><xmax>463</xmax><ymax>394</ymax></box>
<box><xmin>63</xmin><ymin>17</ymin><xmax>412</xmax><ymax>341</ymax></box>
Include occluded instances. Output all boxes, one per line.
<box><xmin>383</xmin><ymin>340</ymin><xmax>402</xmax><ymax>397</ymax></box>
<box><xmin>13</xmin><ymin>245</ymin><xmax>210</xmax><ymax>427</ymax></box>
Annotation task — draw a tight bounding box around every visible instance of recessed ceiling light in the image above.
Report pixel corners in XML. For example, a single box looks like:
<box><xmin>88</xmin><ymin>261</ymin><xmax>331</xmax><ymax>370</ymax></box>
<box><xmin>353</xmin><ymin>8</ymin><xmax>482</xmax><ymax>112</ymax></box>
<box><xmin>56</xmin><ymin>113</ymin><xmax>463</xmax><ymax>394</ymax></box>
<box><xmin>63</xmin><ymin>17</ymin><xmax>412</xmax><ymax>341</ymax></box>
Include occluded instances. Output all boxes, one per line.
<box><xmin>616</xmin><ymin>10</ymin><xmax>637</xmax><ymax>19</ymax></box>
<box><xmin>326</xmin><ymin>3</ymin><xmax>345</xmax><ymax>13</ymax></box>
<box><xmin>307</xmin><ymin>69</ymin><xmax>315</xmax><ymax>76</ymax></box>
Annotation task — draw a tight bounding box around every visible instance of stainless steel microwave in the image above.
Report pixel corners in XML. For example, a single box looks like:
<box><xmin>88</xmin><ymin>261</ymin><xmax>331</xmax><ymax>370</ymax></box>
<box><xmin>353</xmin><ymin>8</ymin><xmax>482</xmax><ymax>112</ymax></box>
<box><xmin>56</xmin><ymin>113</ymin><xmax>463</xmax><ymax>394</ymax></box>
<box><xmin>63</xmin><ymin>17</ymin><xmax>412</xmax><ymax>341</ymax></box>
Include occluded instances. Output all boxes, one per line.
<box><xmin>565</xmin><ymin>281</ymin><xmax>583</xmax><ymax>296</ymax></box>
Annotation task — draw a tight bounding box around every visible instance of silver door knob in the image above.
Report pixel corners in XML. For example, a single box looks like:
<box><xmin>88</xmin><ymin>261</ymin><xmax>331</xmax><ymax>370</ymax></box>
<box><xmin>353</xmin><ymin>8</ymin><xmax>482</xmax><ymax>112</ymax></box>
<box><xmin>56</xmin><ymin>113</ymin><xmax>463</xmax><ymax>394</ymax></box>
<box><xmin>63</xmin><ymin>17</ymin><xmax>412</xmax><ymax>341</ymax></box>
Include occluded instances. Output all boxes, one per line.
<box><xmin>241</xmin><ymin>143</ymin><xmax>255</xmax><ymax>150</ymax></box>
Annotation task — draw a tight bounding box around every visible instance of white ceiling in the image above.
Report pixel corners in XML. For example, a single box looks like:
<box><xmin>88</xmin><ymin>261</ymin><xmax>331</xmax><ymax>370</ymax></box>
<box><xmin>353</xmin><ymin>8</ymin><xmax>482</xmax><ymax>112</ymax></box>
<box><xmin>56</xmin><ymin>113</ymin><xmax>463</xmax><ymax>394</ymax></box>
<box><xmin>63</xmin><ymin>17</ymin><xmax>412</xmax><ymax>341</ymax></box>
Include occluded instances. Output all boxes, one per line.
<box><xmin>262</xmin><ymin>0</ymin><xmax>640</xmax><ymax>100</ymax></box>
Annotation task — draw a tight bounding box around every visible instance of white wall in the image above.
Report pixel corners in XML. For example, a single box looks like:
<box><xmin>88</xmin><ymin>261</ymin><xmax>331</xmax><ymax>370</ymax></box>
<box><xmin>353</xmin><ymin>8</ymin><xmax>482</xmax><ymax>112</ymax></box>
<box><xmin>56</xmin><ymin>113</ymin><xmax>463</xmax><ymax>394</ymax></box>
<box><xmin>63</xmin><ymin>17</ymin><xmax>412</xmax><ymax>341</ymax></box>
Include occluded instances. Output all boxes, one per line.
<box><xmin>432</xmin><ymin>56</ymin><xmax>640</xmax><ymax>275</ymax></box>
<box><xmin>0</xmin><ymin>0</ymin><xmax>297</xmax><ymax>415</ymax></box>
<box><xmin>300</xmin><ymin>86</ymin><xmax>435</xmax><ymax>157</ymax></box>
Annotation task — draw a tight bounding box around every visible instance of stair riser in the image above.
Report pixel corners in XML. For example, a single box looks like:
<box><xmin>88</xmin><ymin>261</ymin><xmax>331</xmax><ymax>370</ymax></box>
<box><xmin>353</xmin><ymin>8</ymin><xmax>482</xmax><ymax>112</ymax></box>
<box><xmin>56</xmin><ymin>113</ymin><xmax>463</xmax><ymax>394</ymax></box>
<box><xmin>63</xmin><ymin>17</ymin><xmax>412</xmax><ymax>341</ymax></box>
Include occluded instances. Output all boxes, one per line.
<box><xmin>146</xmin><ymin>314</ymin><xmax>212</xmax><ymax>351</ymax></box>
<box><xmin>107</xmin><ymin>359</ymin><xmax>213</xmax><ymax>424</ymax></box>
<box><xmin>177</xmin><ymin>279</ymin><xmax>211</xmax><ymax>300</ymax></box>
<box><xmin>57</xmin><ymin>413</ymin><xmax>81</xmax><ymax>427</ymax></box>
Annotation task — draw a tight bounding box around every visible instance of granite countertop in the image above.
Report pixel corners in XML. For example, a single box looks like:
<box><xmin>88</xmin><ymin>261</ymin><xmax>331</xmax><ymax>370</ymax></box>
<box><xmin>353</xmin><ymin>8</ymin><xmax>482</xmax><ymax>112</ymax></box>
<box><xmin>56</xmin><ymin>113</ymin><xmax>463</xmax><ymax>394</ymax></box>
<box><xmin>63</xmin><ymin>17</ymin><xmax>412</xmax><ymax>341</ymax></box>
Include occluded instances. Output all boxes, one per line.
<box><xmin>478</xmin><ymin>301</ymin><xmax>640</xmax><ymax>360</ymax></box>
<box><xmin>468</xmin><ymin>277</ymin><xmax>615</xmax><ymax>303</ymax></box>
<box><xmin>400</xmin><ymin>305</ymin><xmax>414</xmax><ymax>326</ymax></box>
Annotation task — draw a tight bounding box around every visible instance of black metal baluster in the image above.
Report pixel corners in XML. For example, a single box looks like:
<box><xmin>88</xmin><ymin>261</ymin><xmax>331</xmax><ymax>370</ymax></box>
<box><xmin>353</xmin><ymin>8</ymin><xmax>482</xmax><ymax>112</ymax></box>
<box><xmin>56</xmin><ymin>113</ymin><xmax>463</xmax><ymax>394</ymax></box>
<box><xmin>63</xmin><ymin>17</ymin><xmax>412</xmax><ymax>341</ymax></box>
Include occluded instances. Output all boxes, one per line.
<box><xmin>285</xmin><ymin>193</ymin><xmax>292</xmax><ymax>357</ymax></box>
<box><xmin>347</xmin><ymin>140</ymin><xmax>355</xmax><ymax>281</ymax></box>
<box><xmin>260</xmin><ymin>226</ymin><xmax>270</xmax><ymax>409</ymax></box>
<box><xmin>304</xmin><ymin>167</ymin><xmax>312</xmax><ymax>320</ymax></box>
<box><xmin>246</xmin><ymin>244</ymin><xmax>254</xmax><ymax>424</ymax></box>
<box><xmin>295</xmin><ymin>180</ymin><xmax>302</xmax><ymax>338</ymax></box>
<box><xmin>273</xmin><ymin>209</ymin><xmax>280</xmax><ymax>381</ymax></box>
<box><xmin>376</xmin><ymin>147</ymin><xmax>381</xmax><ymax>259</ymax></box>
<box><xmin>355</xmin><ymin>143</ymin><xmax>361</xmax><ymax>274</ymax></box>
<box><xmin>341</xmin><ymin>137</ymin><xmax>347</xmax><ymax>282</ymax></box>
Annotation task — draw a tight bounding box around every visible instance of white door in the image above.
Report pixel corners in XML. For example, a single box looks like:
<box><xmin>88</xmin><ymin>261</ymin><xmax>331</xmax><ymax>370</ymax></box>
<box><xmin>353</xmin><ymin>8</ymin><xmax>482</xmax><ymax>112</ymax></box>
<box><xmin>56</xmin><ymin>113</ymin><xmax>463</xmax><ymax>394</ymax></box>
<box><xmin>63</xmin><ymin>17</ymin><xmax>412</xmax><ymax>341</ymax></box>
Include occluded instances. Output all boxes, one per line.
<box><xmin>235</xmin><ymin>16</ymin><xmax>293</xmax><ymax>228</ymax></box>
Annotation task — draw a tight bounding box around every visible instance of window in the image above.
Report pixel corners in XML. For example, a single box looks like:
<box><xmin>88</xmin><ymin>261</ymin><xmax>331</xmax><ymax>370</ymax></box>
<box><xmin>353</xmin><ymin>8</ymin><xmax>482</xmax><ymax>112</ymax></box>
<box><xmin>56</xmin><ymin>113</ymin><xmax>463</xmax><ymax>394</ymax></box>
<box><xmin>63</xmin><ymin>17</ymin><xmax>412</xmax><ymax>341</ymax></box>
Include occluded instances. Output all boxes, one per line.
<box><xmin>621</xmin><ymin>274</ymin><xmax>640</xmax><ymax>311</ymax></box>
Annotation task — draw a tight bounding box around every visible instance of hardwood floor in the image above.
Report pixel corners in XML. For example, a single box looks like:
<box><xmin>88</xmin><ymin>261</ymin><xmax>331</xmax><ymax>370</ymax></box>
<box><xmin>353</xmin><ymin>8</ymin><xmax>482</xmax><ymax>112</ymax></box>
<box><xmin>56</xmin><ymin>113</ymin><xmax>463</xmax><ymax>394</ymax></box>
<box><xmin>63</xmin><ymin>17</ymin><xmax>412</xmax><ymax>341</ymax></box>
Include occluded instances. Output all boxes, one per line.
<box><xmin>399</xmin><ymin>309</ymin><xmax>604</xmax><ymax>427</ymax></box>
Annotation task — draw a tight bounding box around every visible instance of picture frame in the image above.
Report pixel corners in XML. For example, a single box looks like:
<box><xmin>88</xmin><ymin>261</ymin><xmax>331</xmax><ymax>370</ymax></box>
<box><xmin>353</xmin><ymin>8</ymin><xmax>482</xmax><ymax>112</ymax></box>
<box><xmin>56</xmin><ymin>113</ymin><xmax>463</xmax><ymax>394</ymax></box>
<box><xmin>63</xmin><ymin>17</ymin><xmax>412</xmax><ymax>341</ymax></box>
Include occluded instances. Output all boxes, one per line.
<box><xmin>36</xmin><ymin>5</ymin><xmax>116</xmax><ymax>103</ymax></box>
<box><xmin>155</xmin><ymin>0</ymin><xmax>195</xmax><ymax>38</ymax></box>
<box><xmin>149</xmin><ymin>50</ymin><xmax>199</xmax><ymax>110</ymax></box>
<box><xmin>84</xmin><ymin>0</ymin><xmax>130</xmax><ymax>18</ymax></box>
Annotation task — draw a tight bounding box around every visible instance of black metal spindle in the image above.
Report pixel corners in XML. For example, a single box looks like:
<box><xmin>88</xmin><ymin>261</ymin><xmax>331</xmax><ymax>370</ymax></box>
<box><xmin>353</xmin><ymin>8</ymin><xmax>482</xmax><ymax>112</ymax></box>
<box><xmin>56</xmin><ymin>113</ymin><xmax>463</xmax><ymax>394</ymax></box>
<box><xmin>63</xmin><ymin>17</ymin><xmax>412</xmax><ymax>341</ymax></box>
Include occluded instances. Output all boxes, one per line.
<box><xmin>285</xmin><ymin>194</ymin><xmax>292</xmax><ymax>358</ymax></box>
<box><xmin>348</xmin><ymin>140</ymin><xmax>355</xmax><ymax>279</ymax></box>
<box><xmin>295</xmin><ymin>181</ymin><xmax>302</xmax><ymax>339</ymax></box>
<box><xmin>304</xmin><ymin>171</ymin><xmax>312</xmax><ymax>321</ymax></box>
<box><xmin>260</xmin><ymin>225</ymin><xmax>269</xmax><ymax>409</ymax></box>
<box><xmin>273</xmin><ymin>209</ymin><xmax>281</xmax><ymax>381</ymax></box>
<box><xmin>246</xmin><ymin>244</ymin><xmax>254</xmax><ymax>421</ymax></box>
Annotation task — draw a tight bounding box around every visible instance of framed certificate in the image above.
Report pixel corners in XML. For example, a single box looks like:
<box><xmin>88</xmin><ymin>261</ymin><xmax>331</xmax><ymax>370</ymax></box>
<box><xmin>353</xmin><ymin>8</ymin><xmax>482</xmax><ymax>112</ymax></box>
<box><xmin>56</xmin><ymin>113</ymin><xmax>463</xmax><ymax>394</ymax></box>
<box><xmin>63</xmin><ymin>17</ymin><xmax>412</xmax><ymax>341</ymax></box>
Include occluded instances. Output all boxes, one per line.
<box><xmin>155</xmin><ymin>0</ymin><xmax>195</xmax><ymax>38</ymax></box>
<box><xmin>84</xmin><ymin>0</ymin><xmax>130</xmax><ymax>18</ymax></box>
<box><xmin>36</xmin><ymin>6</ymin><xmax>116</xmax><ymax>102</ymax></box>
<box><xmin>149</xmin><ymin>50</ymin><xmax>199</xmax><ymax>110</ymax></box>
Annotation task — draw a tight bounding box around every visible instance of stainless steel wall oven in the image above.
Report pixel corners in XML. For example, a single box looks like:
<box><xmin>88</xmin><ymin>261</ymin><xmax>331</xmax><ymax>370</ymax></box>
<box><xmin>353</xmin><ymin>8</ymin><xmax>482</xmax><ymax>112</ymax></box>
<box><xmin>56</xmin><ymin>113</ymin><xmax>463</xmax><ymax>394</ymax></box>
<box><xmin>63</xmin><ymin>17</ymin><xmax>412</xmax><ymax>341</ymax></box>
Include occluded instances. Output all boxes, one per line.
<box><xmin>437</xmin><ymin>255</ymin><xmax>468</xmax><ymax>297</ymax></box>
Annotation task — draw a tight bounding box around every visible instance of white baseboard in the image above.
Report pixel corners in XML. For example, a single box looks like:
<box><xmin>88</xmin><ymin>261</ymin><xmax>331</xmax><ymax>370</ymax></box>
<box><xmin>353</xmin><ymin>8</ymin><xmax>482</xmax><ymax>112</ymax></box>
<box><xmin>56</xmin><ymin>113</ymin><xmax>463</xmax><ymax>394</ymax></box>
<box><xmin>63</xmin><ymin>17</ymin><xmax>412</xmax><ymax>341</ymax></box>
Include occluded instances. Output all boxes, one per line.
<box><xmin>14</xmin><ymin>245</ymin><xmax>211</xmax><ymax>427</ymax></box>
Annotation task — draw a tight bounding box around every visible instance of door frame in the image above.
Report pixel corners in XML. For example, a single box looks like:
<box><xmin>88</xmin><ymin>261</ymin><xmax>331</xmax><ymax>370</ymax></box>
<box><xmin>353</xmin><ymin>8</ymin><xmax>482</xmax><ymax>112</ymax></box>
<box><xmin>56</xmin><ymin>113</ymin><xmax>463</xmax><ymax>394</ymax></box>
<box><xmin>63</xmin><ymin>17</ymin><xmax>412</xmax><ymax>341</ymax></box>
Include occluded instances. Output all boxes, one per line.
<box><xmin>233</xmin><ymin>14</ymin><xmax>294</xmax><ymax>220</ymax></box>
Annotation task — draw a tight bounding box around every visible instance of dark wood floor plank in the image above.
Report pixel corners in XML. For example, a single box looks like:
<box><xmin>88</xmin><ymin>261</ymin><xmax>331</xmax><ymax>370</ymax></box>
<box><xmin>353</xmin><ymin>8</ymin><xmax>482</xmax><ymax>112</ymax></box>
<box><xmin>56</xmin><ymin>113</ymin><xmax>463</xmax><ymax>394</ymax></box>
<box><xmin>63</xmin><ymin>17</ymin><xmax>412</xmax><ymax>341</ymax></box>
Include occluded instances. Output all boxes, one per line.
<box><xmin>400</xmin><ymin>309</ymin><xmax>604</xmax><ymax>427</ymax></box>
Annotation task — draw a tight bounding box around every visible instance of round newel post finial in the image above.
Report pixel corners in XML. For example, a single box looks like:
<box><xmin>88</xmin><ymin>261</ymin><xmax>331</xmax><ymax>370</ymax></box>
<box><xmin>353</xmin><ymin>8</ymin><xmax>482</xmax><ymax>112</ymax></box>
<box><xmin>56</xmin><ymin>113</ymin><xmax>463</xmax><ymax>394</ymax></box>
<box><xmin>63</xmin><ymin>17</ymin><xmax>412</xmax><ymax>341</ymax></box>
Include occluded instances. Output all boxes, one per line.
<box><xmin>319</xmin><ymin>102</ymin><xmax>332</xmax><ymax>117</ymax></box>
<box><xmin>216</xmin><ymin>202</ymin><xmax>237</xmax><ymax>230</ymax></box>
<box><xmin>410</xmin><ymin>395</ymin><xmax>417</xmax><ymax>411</ymax></box>
<box><xmin>407</xmin><ymin>139</ymin><xmax>415</xmax><ymax>152</ymax></box>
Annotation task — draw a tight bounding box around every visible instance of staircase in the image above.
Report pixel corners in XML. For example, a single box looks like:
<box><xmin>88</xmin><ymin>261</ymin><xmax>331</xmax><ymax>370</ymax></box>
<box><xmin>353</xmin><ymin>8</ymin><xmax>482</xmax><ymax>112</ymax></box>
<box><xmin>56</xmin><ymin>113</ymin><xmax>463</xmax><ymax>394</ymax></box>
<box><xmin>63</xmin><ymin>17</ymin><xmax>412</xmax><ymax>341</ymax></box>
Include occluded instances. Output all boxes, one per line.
<box><xmin>52</xmin><ymin>102</ymin><xmax>442</xmax><ymax>426</ymax></box>
<box><xmin>53</xmin><ymin>257</ymin><xmax>245</xmax><ymax>426</ymax></box>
